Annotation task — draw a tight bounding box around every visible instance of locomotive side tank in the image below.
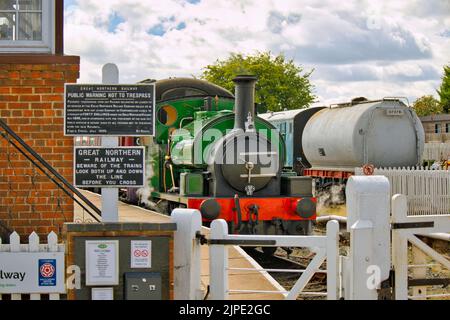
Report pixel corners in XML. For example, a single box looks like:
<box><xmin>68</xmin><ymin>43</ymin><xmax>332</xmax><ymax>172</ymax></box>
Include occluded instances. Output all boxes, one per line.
<box><xmin>302</xmin><ymin>99</ymin><xmax>425</xmax><ymax>171</ymax></box>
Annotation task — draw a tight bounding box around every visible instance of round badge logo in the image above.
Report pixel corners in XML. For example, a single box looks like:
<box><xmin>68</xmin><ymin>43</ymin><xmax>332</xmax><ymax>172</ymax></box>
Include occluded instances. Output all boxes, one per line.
<box><xmin>40</xmin><ymin>263</ymin><xmax>55</xmax><ymax>278</ymax></box>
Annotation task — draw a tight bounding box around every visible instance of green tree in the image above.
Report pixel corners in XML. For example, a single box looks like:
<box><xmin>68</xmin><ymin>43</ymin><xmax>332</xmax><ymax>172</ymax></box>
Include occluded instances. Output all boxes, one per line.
<box><xmin>437</xmin><ymin>65</ymin><xmax>450</xmax><ymax>113</ymax></box>
<box><xmin>201</xmin><ymin>52</ymin><xmax>316</xmax><ymax>112</ymax></box>
<box><xmin>413</xmin><ymin>95</ymin><xmax>443</xmax><ymax>117</ymax></box>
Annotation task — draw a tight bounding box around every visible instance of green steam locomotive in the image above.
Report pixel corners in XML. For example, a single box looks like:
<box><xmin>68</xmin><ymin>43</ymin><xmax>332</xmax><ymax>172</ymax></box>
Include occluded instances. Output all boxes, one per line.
<box><xmin>133</xmin><ymin>76</ymin><xmax>316</xmax><ymax>239</ymax></box>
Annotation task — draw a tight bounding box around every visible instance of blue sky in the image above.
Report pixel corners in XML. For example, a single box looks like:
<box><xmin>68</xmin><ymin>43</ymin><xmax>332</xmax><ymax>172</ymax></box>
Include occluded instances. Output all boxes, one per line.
<box><xmin>64</xmin><ymin>0</ymin><xmax>450</xmax><ymax>104</ymax></box>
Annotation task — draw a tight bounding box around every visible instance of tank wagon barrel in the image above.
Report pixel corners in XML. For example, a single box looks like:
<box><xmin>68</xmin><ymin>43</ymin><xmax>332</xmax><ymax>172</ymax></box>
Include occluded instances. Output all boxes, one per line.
<box><xmin>302</xmin><ymin>99</ymin><xmax>425</xmax><ymax>172</ymax></box>
<box><xmin>261</xmin><ymin>98</ymin><xmax>425</xmax><ymax>177</ymax></box>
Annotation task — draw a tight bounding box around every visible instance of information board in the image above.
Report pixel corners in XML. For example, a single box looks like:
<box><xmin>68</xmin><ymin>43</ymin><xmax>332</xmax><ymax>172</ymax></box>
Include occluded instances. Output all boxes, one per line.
<box><xmin>85</xmin><ymin>240</ymin><xmax>119</xmax><ymax>286</ymax></box>
<box><xmin>74</xmin><ymin>147</ymin><xmax>145</xmax><ymax>188</ymax></box>
<box><xmin>64</xmin><ymin>84</ymin><xmax>155</xmax><ymax>136</ymax></box>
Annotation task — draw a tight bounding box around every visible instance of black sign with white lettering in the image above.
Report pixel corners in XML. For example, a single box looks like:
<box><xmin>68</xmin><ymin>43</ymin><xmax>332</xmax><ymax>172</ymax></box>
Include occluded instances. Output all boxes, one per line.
<box><xmin>65</xmin><ymin>84</ymin><xmax>155</xmax><ymax>136</ymax></box>
<box><xmin>74</xmin><ymin>147</ymin><xmax>146</xmax><ymax>188</ymax></box>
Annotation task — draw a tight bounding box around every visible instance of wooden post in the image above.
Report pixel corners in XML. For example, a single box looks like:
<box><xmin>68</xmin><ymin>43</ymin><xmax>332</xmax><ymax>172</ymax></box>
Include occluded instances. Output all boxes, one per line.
<box><xmin>326</xmin><ymin>220</ymin><xmax>340</xmax><ymax>300</ymax></box>
<box><xmin>29</xmin><ymin>232</ymin><xmax>41</xmax><ymax>301</ymax></box>
<box><xmin>171</xmin><ymin>209</ymin><xmax>203</xmax><ymax>300</ymax></box>
<box><xmin>10</xmin><ymin>232</ymin><xmax>21</xmax><ymax>301</ymax></box>
<box><xmin>345</xmin><ymin>176</ymin><xmax>391</xmax><ymax>300</ymax></box>
<box><xmin>392</xmin><ymin>195</ymin><xmax>409</xmax><ymax>300</ymax></box>
<box><xmin>209</xmin><ymin>220</ymin><xmax>229</xmax><ymax>300</ymax></box>
<box><xmin>48</xmin><ymin>232</ymin><xmax>61</xmax><ymax>301</ymax></box>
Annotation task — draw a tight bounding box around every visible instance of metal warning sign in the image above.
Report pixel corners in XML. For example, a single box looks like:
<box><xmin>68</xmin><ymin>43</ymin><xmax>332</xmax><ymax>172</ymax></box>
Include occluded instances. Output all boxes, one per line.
<box><xmin>64</xmin><ymin>84</ymin><xmax>155</xmax><ymax>136</ymax></box>
<box><xmin>131</xmin><ymin>241</ymin><xmax>152</xmax><ymax>269</ymax></box>
<box><xmin>74</xmin><ymin>147</ymin><xmax>145</xmax><ymax>188</ymax></box>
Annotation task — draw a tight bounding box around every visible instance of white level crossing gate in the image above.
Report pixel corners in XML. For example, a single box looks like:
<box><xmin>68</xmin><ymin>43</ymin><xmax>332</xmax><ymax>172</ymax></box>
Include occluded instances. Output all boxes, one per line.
<box><xmin>392</xmin><ymin>195</ymin><xmax>450</xmax><ymax>300</ymax></box>
<box><xmin>208</xmin><ymin>219</ymin><xmax>340</xmax><ymax>300</ymax></box>
<box><xmin>172</xmin><ymin>210</ymin><xmax>339</xmax><ymax>300</ymax></box>
<box><xmin>172</xmin><ymin>176</ymin><xmax>449</xmax><ymax>301</ymax></box>
<box><xmin>172</xmin><ymin>176</ymin><xmax>389</xmax><ymax>301</ymax></box>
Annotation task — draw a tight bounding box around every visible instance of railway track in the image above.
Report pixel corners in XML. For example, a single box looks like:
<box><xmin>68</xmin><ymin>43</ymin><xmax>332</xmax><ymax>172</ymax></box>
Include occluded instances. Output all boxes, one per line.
<box><xmin>243</xmin><ymin>247</ymin><xmax>328</xmax><ymax>300</ymax></box>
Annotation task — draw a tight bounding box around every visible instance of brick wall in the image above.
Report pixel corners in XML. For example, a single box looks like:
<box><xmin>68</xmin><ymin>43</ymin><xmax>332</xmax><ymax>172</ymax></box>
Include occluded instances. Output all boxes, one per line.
<box><xmin>0</xmin><ymin>56</ymin><xmax>80</xmax><ymax>240</ymax></box>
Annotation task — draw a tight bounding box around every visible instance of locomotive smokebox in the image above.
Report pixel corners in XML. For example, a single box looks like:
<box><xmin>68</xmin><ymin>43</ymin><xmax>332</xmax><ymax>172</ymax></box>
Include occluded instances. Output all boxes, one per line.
<box><xmin>233</xmin><ymin>75</ymin><xmax>258</xmax><ymax>130</ymax></box>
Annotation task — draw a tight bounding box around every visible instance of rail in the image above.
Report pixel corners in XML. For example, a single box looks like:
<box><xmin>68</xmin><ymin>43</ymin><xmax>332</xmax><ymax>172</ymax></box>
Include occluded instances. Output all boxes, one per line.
<box><xmin>0</xmin><ymin>118</ymin><xmax>101</xmax><ymax>223</ymax></box>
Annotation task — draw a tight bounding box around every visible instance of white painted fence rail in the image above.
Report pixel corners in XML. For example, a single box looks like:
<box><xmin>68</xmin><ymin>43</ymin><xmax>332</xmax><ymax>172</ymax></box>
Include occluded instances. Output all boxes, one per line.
<box><xmin>0</xmin><ymin>232</ymin><xmax>65</xmax><ymax>300</ymax></box>
<box><xmin>355</xmin><ymin>167</ymin><xmax>450</xmax><ymax>216</ymax></box>
<box><xmin>391</xmin><ymin>195</ymin><xmax>450</xmax><ymax>300</ymax></box>
<box><xmin>172</xmin><ymin>209</ymin><xmax>203</xmax><ymax>300</ymax></box>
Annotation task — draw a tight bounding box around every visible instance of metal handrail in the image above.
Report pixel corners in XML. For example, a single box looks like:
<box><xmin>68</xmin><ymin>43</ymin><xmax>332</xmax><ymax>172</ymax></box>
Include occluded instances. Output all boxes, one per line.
<box><xmin>0</xmin><ymin>118</ymin><xmax>101</xmax><ymax>222</ymax></box>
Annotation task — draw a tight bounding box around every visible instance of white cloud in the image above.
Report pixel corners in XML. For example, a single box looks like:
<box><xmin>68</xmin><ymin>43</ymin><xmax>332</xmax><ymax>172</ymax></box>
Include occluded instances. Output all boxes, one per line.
<box><xmin>64</xmin><ymin>0</ymin><xmax>450</xmax><ymax>105</ymax></box>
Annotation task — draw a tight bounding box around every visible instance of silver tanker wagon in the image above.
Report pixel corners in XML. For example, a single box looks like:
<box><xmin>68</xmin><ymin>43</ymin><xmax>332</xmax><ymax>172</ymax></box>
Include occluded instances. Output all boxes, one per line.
<box><xmin>260</xmin><ymin>98</ymin><xmax>425</xmax><ymax>195</ymax></box>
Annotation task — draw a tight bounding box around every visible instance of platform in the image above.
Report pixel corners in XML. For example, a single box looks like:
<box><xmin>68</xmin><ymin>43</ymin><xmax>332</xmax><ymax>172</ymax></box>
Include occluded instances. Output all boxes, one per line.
<box><xmin>74</xmin><ymin>190</ymin><xmax>285</xmax><ymax>300</ymax></box>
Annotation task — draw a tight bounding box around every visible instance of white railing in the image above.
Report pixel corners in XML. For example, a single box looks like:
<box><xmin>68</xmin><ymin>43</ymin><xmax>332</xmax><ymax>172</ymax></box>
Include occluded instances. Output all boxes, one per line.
<box><xmin>208</xmin><ymin>219</ymin><xmax>340</xmax><ymax>300</ymax></box>
<box><xmin>423</xmin><ymin>142</ymin><xmax>450</xmax><ymax>161</ymax></box>
<box><xmin>355</xmin><ymin>167</ymin><xmax>450</xmax><ymax>216</ymax></box>
<box><xmin>172</xmin><ymin>176</ymin><xmax>393</xmax><ymax>301</ymax></box>
<box><xmin>0</xmin><ymin>232</ymin><xmax>65</xmax><ymax>300</ymax></box>
<box><xmin>175</xmin><ymin>177</ymin><xmax>433</xmax><ymax>301</ymax></box>
<box><xmin>391</xmin><ymin>195</ymin><xmax>450</xmax><ymax>300</ymax></box>
<box><xmin>171</xmin><ymin>209</ymin><xmax>340</xmax><ymax>301</ymax></box>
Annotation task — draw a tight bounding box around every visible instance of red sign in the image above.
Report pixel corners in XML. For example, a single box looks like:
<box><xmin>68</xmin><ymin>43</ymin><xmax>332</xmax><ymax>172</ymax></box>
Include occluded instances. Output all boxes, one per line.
<box><xmin>363</xmin><ymin>164</ymin><xmax>375</xmax><ymax>176</ymax></box>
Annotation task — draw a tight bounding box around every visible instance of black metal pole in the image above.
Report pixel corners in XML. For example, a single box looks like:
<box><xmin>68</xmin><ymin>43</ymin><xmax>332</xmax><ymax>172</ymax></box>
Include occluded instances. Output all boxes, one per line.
<box><xmin>1</xmin><ymin>133</ymin><xmax>101</xmax><ymax>222</ymax></box>
<box><xmin>0</xmin><ymin>118</ymin><xmax>102</xmax><ymax>218</ymax></box>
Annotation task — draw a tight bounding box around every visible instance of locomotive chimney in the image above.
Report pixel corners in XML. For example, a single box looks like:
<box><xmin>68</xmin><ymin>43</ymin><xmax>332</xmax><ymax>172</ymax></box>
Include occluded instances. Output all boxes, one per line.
<box><xmin>233</xmin><ymin>75</ymin><xmax>257</xmax><ymax>130</ymax></box>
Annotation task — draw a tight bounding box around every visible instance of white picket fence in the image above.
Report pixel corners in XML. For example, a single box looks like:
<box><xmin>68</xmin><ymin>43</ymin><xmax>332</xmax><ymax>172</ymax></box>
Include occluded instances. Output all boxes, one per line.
<box><xmin>355</xmin><ymin>167</ymin><xmax>450</xmax><ymax>216</ymax></box>
<box><xmin>0</xmin><ymin>232</ymin><xmax>65</xmax><ymax>300</ymax></box>
<box><xmin>423</xmin><ymin>143</ymin><xmax>450</xmax><ymax>162</ymax></box>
